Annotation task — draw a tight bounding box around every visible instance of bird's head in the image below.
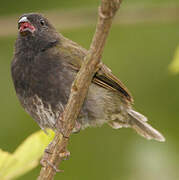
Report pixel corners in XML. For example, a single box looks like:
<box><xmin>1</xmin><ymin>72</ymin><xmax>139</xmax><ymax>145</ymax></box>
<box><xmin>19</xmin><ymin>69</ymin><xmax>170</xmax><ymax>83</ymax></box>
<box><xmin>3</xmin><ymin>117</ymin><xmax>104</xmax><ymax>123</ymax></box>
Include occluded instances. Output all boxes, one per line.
<box><xmin>18</xmin><ymin>13</ymin><xmax>54</xmax><ymax>36</ymax></box>
<box><xmin>16</xmin><ymin>13</ymin><xmax>60</xmax><ymax>53</ymax></box>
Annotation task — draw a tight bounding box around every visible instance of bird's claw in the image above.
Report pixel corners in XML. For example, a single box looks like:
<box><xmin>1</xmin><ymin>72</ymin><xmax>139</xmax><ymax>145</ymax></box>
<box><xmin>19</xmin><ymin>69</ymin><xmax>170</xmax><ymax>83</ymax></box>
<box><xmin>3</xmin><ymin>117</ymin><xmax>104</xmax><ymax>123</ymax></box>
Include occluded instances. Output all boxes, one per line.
<box><xmin>40</xmin><ymin>158</ymin><xmax>64</xmax><ymax>173</ymax></box>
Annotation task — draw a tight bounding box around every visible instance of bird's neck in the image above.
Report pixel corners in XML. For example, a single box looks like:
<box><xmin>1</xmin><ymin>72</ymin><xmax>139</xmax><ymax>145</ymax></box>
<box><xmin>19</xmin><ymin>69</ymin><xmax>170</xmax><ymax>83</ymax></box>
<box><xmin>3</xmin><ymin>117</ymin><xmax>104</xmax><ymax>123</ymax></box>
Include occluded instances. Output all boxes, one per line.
<box><xmin>15</xmin><ymin>34</ymin><xmax>60</xmax><ymax>58</ymax></box>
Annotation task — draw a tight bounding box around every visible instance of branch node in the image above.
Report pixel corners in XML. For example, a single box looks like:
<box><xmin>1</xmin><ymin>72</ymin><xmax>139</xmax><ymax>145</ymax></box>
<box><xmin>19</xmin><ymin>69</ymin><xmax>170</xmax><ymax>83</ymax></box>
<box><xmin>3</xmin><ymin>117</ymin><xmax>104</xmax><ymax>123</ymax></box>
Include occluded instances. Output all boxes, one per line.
<box><xmin>98</xmin><ymin>6</ymin><xmax>112</xmax><ymax>19</ymax></box>
<box><xmin>59</xmin><ymin>151</ymin><xmax>71</xmax><ymax>160</ymax></box>
<box><xmin>57</xmin><ymin>130</ymin><xmax>69</xmax><ymax>139</ymax></box>
<box><xmin>58</xmin><ymin>130</ymin><xmax>70</xmax><ymax>139</ymax></box>
<box><xmin>72</xmin><ymin>84</ymin><xmax>78</xmax><ymax>91</ymax></box>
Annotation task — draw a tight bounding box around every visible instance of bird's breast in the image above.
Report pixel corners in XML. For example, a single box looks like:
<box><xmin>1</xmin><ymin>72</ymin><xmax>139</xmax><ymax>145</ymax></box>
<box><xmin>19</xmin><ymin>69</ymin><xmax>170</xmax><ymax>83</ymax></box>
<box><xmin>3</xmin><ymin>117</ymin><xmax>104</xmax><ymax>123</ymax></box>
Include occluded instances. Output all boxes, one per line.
<box><xmin>12</xmin><ymin>50</ymin><xmax>75</xmax><ymax>109</ymax></box>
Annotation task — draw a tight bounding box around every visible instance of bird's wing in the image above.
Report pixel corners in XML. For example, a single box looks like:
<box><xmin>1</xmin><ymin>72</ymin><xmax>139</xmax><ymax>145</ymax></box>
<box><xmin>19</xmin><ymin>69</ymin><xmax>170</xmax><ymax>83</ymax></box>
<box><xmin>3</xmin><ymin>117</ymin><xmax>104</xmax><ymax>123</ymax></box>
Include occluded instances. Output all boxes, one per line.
<box><xmin>59</xmin><ymin>36</ymin><xmax>133</xmax><ymax>104</ymax></box>
<box><xmin>94</xmin><ymin>64</ymin><xmax>133</xmax><ymax>103</ymax></box>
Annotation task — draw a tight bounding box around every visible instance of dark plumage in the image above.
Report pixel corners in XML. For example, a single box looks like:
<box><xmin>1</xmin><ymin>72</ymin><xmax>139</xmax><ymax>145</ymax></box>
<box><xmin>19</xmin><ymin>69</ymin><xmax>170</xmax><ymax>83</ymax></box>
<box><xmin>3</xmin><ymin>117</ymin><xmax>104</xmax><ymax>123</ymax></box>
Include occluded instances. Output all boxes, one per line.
<box><xmin>11</xmin><ymin>13</ymin><xmax>165</xmax><ymax>141</ymax></box>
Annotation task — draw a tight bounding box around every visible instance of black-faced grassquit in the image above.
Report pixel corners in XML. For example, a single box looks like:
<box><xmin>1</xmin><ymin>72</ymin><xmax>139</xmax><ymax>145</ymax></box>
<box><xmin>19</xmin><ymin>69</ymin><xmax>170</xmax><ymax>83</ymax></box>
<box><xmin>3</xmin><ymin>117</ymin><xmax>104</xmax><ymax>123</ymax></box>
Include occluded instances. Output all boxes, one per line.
<box><xmin>11</xmin><ymin>13</ymin><xmax>165</xmax><ymax>142</ymax></box>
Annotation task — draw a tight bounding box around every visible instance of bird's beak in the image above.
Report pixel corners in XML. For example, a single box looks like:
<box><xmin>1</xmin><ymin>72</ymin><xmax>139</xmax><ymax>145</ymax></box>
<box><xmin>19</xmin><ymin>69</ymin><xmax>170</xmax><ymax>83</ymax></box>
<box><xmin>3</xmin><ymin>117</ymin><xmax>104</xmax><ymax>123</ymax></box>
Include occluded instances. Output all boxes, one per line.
<box><xmin>18</xmin><ymin>16</ymin><xmax>29</xmax><ymax>24</ymax></box>
<box><xmin>18</xmin><ymin>16</ymin><xmax>35</xmax><ymax>35</ymax></box>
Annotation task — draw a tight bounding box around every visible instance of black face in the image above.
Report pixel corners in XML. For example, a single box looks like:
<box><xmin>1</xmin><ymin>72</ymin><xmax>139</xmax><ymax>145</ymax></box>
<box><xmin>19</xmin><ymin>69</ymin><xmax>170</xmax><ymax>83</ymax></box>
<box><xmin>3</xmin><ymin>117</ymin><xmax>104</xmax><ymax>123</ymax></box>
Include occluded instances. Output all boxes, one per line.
<box><xmin>18</xmin><ymin>13</ymin><xmax>53</xmax><ymax>36</ymax></box>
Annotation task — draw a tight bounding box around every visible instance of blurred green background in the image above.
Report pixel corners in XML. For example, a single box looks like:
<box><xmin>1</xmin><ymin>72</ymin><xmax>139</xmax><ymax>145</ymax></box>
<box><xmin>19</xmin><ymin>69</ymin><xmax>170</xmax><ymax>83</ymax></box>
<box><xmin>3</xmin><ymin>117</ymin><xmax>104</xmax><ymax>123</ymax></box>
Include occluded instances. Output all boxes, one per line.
<box><xmin>0</xmin><ymin>0</ymin><xmax>179</xmax><ymax>179</ymax></box>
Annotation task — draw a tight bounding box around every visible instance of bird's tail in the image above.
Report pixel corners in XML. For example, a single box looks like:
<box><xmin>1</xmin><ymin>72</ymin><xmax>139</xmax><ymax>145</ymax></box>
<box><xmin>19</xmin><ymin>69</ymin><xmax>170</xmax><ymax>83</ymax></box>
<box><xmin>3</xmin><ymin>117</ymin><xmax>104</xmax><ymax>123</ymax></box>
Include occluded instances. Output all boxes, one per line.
<box><xmin>108</xmin><ymin>109</ymin><xmax>165</xmax><ymax>142</ymax></box>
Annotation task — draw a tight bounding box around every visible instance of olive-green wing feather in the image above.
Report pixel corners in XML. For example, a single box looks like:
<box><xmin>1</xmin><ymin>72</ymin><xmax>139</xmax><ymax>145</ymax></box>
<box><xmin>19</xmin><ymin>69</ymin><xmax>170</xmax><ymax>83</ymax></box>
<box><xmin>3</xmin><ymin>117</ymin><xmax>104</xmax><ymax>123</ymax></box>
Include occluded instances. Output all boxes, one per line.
<box><xmin>94</xmin><ymin>64</ymin><xmax>133</xmax><ymax>103</ymax></box>
<box><xmin>58</xmin><ymin>35</ymin><xmax>133</xmax><ymax>104</ymax></box>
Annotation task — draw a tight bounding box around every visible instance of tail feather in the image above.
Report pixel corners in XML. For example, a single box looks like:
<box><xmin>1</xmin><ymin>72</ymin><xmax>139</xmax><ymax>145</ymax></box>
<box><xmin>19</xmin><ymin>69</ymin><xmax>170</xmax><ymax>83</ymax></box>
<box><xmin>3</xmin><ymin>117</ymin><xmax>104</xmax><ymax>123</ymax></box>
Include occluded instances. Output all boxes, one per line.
<box><xmin>108</xmin><ymin>109</ymin><xmax>165</xmax><ymax>142</ymax></box>
<box><xmin>128</xmin><ymin>110</ymin><xmax>165</xmax><ymax>142</ymax></box>
<box><xmin>128</xmin><ymin>109</ymin><xmax>148</xmax><ymax>122</ymax></box>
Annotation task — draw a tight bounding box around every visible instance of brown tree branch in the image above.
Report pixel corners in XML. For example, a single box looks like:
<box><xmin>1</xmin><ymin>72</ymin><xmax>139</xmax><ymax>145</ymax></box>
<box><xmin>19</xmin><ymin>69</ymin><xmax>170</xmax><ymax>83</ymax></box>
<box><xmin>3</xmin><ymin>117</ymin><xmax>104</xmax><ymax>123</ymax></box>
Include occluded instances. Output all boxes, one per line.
<box><xmin>37</xmin><ymin>0</ymin><xmax>122</xmax><ymax>179</ymax></box>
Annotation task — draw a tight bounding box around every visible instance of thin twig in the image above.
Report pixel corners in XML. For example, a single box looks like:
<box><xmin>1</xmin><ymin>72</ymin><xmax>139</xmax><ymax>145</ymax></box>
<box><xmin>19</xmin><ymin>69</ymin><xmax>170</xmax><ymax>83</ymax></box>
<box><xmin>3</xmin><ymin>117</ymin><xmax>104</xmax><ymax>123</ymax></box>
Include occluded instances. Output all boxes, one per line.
<box><xmin>37</xmin><ymin>0</ymin><xmax>122</xmax><ymax>179</ymax></box>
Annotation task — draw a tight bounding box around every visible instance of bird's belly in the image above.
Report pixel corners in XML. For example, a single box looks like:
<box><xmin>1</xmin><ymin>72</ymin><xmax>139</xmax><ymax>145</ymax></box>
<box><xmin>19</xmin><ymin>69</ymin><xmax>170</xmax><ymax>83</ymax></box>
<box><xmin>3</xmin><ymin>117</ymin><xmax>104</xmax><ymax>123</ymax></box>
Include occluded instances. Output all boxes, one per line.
<box><xmin>17</xmin><ymin>93</ymin><xmax>64</xmax><ymax>130</ymax></box>
<box><xmin>17</xmin><ymin>84</ymin><xmax>118</xmax><ymax>131</ymax></box>
<box><xmin>16</xmin><ymin>73</ymin><xmax>124</xmax><ymax>131</ymax></box>
<box><xmin>77</xmin><ymin>83</ymin><xmax>124</xmax><ymax>129</ymax></box>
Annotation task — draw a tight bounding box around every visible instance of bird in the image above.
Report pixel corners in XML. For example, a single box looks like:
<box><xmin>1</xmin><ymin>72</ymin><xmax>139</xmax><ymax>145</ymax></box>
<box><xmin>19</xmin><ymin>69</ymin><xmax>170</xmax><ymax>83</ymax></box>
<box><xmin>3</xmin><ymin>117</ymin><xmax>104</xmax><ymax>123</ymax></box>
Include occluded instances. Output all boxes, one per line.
<box><xmin>11</xmin><ymin>13</ymin><xmax>165</xmax><ymax>142</ymax></box>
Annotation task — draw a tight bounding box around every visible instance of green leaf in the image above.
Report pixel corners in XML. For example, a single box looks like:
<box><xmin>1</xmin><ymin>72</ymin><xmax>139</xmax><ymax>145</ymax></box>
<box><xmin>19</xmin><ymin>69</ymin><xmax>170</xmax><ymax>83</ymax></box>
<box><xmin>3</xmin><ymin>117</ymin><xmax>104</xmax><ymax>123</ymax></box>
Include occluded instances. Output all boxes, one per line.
<box><xmin>169</xmin><ymin>46</ymin><xmax>179</xmax><ymax>74</ymax></box>
<box><xmin>0</xmin><ymin>129</ymin><xmax>55</xmax><ymax>180</ymax></box>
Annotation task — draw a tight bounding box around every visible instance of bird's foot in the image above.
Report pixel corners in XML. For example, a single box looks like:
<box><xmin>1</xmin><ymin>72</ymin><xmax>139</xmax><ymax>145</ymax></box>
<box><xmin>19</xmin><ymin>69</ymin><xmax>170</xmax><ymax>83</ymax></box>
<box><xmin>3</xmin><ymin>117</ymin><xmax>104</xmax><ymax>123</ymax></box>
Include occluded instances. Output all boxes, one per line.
<box><xmin>40</xmin><ymin>149</ymin><xmax>70</xmax><ymax>172</ymax></box>
<box><xmin>40</xmin><ymin>158</ymin><xmax>63</xmax><ymax>173</ymax></box>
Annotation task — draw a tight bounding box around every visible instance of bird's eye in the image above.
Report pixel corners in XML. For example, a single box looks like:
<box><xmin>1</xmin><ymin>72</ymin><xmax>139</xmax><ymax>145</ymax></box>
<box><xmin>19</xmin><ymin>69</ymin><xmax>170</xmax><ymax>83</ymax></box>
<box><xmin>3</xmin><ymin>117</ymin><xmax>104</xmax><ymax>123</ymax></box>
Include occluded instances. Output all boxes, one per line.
<box><xmin>40</xmin><ymin>20</ymin><xmax>45</xmax><ymax>26</ymax></box>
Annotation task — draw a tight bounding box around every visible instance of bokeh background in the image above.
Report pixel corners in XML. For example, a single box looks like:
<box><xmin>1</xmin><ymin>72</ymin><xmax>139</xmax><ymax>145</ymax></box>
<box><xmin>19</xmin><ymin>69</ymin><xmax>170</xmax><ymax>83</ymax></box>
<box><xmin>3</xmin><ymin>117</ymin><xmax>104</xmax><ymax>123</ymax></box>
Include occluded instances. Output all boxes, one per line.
<box><xmin>0</xmin><ymin>0</ymin><xmax>179</xmax><ymax>179</ymax></box>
